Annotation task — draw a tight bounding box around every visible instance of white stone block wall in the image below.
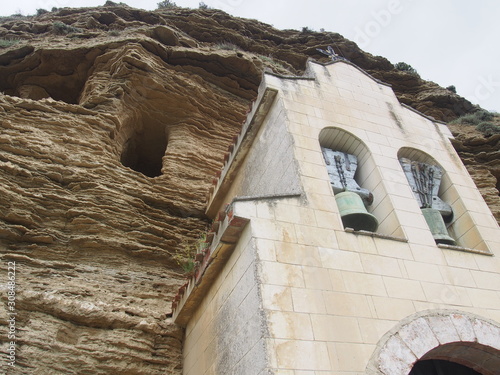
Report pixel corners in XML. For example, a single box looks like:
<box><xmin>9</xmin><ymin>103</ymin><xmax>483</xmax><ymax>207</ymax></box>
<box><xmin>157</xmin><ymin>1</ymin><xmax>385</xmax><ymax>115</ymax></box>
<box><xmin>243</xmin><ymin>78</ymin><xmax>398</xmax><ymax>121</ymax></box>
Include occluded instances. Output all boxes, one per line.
<box><xmin>228</xmin><ymin>196</ymin><xmax>500</xmax><ymax>373</ymax></box>
<box><xmin>182</xmin><ymin>225</ymin><xmax>269</xmax><ymax>375</ymax></box>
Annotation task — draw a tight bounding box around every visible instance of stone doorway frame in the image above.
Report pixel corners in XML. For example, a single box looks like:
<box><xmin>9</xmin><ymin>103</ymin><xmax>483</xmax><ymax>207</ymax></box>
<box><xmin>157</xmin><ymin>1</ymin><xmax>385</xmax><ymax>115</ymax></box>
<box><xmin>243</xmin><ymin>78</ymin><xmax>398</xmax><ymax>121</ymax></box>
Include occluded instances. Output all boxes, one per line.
<box><xmin>366</xmin><ymin>310</ymin><xmax>500</xmax><ymax>375</ymax></box>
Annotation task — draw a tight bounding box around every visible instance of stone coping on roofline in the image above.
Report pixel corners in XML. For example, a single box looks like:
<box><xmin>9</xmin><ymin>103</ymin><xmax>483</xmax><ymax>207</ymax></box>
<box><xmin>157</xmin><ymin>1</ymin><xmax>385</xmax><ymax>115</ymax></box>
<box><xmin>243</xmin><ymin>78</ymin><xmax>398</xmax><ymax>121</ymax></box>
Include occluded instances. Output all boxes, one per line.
<box><xmin>205</xmin><ymin>83</ymin><xmax>278</xmax><ymax>218</ymax></box>
<box><xmin>172</xmin><ymin>202</ymin><xmax>250</xmax><ymax>327</ymax></box>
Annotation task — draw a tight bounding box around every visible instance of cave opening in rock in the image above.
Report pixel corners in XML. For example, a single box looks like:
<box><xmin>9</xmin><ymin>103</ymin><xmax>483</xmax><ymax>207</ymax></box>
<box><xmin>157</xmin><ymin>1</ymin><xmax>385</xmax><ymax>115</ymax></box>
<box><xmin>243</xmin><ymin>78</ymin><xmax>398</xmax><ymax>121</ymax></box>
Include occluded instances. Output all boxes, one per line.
<box><xmin>120</xmin><ymin>120</ymin><xmax>168</xmax><ymax>178</ymax></box>
<box><xmin>0</xmin><ymin>48</ymin><xmax>96</xmax><ymax>105</ymax></box>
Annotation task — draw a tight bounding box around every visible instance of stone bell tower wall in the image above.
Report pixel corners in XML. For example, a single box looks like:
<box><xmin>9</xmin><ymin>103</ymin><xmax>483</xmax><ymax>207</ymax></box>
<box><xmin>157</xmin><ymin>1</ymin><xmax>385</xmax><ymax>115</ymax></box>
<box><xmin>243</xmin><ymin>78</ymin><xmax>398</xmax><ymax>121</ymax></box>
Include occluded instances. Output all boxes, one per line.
<box><xmin>176</xmin><ymin>60</ymin><xmax>500</xmax><ymax>374</ymax></box>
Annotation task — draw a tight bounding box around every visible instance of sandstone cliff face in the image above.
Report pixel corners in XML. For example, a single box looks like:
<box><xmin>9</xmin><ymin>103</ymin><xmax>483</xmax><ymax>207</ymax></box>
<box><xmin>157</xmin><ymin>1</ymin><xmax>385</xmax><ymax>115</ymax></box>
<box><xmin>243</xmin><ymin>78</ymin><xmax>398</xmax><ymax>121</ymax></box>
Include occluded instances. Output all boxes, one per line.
<box><xmin>0</xmin><ymin>4</ymin><xmax>498</xmax><ymax>374</ymax></box>
<box><xmin>448</xmin><ymin>123</ymin><xmax>500</xmax><ymax>223</ymax></box>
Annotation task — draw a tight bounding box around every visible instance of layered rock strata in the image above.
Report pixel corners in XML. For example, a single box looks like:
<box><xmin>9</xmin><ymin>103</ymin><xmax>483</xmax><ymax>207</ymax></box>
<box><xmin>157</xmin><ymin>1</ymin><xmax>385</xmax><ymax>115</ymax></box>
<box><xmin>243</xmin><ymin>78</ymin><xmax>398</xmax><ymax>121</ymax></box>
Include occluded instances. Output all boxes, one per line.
<box><xmin>449</xmin><ymin>123</ymin><xmax>500</xmax><ymax>223</ymax></box>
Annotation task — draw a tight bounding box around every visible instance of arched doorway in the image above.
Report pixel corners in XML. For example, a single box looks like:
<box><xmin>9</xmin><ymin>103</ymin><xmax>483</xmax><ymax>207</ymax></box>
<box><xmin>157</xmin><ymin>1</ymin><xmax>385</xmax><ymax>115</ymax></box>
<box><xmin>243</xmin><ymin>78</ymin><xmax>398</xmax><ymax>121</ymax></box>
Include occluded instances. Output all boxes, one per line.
<box><xmin>366</xmin><ymin>310</ymin><xmax>500</xmax><ymax>375</ymax></box>
<box><xmin>410</xmin><ymin>359</ymin><xmax>481</xmax><ymax>375</ymax></box>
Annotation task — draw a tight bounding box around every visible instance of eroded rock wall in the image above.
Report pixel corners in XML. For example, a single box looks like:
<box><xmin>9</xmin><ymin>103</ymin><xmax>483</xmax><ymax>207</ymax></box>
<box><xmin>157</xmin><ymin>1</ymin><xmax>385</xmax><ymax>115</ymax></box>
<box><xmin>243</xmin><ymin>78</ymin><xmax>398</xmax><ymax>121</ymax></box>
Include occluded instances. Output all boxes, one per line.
<box><xmin>449</xmin><ymin>123</ymin><xmax>500</xmax><ymax>223</ymax></box>
<box><xmin>0</xmin><ymin>4</ymin><xmax>498</xmax><ymax>374</ymax></box>
<box><xmin>0</xmin><ymin>6</ymin><xmax>258</xmax><ymax>374</ymax></box>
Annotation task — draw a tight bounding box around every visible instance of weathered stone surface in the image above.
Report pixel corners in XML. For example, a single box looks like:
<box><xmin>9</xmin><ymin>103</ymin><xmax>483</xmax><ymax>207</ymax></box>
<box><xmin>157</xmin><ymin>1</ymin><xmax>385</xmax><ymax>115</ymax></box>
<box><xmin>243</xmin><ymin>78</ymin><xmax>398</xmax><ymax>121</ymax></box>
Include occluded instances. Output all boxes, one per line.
<box><xmin>0</xmin><ymin>6</ymin><xmax>254</xmax><ymax>374</ymax></box>
<box><xmin>449</xmin><ymin>123</ymin><xmax>500</xmax><ymax>223</ymax></box>
<box><xmin>378</xmin><ymin>335</ymin><xmax>416</xmax><ymax>375</ymax></box>
<box><xmin>398</xmin><ymin>318</ymin><xmax>439</xmax><ymax>359</ymax></box>
<box><xmin>0</xmin><ymin>3</ymin><xmax>498</xmax><ymax>374</ymax></box>
<box><xmin>371</xmin><ymin>311</ymin><xmax>500</xmax><ymax>375</ymax></box>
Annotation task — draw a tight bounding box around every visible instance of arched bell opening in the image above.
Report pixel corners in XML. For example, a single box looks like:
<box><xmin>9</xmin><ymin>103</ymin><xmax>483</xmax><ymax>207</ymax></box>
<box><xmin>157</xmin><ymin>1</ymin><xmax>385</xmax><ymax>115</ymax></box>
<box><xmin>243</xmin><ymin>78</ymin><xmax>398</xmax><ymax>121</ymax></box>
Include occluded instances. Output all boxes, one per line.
<box><xmin>398</xmin><ymin>148</ymin><xmax>456</xmax><ymax>246</ymax></box>
<box><xmin>398</xmin><ymin>147</ymin><xmax>489</xmax><ymax>251</ymax></box>
<box><xmin>319</xmin><ymin>127</ymin><xmax>402</xmax><ymax>236</ymax></box>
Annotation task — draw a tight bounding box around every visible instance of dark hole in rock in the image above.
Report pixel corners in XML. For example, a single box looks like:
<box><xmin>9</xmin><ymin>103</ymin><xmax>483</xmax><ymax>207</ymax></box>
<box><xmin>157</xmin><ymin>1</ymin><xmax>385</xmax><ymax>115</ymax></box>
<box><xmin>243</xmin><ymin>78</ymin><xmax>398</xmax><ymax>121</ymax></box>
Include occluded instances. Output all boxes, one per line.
<box><xmin>0</xmin><ymin>48</ymin><xmax>99</xmax><ymax>104</ymax></box>
<box><xmin>121</xmin><ymin>121</ymin><xmax>167</xmax><ymax>178</ymax></box>
<box><xmin>97</xmin><ymin>12</ymin><xmax>118</xmax><ymax>26</ymax></box>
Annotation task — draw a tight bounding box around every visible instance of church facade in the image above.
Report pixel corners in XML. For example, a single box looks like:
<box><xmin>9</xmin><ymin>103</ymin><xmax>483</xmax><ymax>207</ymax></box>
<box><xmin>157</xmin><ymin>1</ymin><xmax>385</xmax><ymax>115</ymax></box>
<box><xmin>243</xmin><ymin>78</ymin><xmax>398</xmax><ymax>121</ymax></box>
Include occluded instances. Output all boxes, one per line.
<box><xmin>172</xmin><ymin>59</ymin><xmax>500</xmax><ymax>374</ymax></box>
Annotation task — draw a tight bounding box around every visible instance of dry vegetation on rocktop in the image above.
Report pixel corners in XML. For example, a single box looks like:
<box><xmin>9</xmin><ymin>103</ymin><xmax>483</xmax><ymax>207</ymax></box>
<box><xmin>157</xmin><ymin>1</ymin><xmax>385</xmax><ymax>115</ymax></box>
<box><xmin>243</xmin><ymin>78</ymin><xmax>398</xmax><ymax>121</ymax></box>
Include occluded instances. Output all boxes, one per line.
<box><xmin>0</xmin><ymin>3</ymin><xmax>499</xmax><ymax>374</ymax></box>
<box><xmin>0</xmin><ymin>2</ymin><xmax>479</xmax><ymax>120</ymax></box>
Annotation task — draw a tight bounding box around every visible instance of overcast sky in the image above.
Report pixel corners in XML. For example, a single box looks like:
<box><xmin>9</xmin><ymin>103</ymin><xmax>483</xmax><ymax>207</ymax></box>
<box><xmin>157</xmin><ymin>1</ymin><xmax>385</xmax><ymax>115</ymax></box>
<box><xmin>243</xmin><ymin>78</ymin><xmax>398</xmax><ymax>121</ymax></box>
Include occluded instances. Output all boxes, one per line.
<box><xmin>2</xmin><ymin>0</ymin><xmax>499</xmax><ymax>112</ymax></box>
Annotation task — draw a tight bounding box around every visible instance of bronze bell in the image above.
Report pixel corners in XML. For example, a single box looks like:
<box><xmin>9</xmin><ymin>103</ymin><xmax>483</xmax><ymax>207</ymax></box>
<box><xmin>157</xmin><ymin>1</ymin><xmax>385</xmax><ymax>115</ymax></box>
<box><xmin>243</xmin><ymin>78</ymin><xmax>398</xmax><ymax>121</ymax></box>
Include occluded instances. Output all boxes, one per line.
<box><xmin>421</xmin><ymin>207</ymin><xmax>456</xmax><ymax>245</ymax></box>
<box><xmin>335</xmin><ymin>191</ymin><xmax>379</xmax><ymax>232</ymax></box>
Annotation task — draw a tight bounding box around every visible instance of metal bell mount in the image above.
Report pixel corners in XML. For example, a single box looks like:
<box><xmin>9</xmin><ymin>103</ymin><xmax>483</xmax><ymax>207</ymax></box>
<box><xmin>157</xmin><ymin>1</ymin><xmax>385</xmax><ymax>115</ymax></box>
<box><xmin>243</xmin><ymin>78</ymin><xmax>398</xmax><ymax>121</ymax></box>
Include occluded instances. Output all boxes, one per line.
<box><xmin>400</xmin><ymin>158</ymin><xmax>455</xmax><ymax>245</ymax></box>
<box><xmin>322</xmin><ymin>147</ymin><xmax>379</xmax><ymax>232</ymax></box>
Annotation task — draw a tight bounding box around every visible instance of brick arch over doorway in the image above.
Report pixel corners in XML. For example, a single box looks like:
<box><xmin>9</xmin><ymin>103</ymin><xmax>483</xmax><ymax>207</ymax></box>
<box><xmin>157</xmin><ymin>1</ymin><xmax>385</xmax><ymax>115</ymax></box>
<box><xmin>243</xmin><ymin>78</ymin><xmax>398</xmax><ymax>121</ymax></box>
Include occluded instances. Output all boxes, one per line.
<box><xmin>366</xmin><ymin>310</ymin><xmax>500</xmax><ymax>375</ymax></box>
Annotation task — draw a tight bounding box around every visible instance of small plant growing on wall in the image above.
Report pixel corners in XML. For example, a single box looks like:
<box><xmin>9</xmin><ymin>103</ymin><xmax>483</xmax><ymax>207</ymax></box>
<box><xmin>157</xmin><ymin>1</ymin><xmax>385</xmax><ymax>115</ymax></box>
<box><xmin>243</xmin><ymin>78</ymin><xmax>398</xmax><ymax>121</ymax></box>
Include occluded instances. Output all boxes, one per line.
<box><xmin>173</xmin><ymin>233</ymin><xmax>207</xmax><ymax>275</ymax></box>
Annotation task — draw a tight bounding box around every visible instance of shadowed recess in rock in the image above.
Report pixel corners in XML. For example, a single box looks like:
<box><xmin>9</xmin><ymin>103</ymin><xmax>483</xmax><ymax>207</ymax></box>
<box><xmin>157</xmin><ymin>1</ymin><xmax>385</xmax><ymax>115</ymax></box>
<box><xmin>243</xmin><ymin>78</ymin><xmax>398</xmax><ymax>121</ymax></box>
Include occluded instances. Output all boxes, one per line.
<box><xmin>120</xmin><ymin>116</ymin><xmax>168</xmax><ymax>178</ymax></box>
<box><xmin>0</xmin><ymin>47</ymin><xmax>101</xmax><ymax>104</ymax></box>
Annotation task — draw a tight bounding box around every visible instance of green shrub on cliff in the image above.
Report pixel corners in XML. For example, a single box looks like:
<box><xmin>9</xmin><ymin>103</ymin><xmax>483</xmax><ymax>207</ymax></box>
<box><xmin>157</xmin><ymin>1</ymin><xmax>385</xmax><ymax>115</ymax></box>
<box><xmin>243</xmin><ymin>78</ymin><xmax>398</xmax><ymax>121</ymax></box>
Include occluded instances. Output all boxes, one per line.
<box><xmin>451</xmin><ymin>109</ymin><xmax>500</xmax><ymax>136</ymax></box>
<box><xmin>0</xmin><ymin>38</ymin><xmax>21</xmax><ymax>48</ymax></box>
<box><xmin>476</xmin><ymin>122</ymin><xmax>500</xmax><ymax>136</ymax></box>
<box><xmin>451</xmin><ymin>110</ymin><xmax>494</xmax><ymax>126</ymax></box>
<box><xmin>394</xmin><ymin>62</ymin><xmax>419</xmax><ymax>77</ymax></box>
<box><xmin>157</xmin><ymin>0</ymin><xmax>177</xmax><ymax>9</ymax></box>
<box><xmin>446</xmin><ymin>85</ymin><xmax>457</xmax><ymax>93</ymax></box>
<box><xmin>216</xmin><ymin>41</ymin><xmax>240</xmax><ymax>51</ymax></box>
<box><xmin>53</xmin><ymin>21</ymin><xmax>82</xmax><ymax>34</ymax></box>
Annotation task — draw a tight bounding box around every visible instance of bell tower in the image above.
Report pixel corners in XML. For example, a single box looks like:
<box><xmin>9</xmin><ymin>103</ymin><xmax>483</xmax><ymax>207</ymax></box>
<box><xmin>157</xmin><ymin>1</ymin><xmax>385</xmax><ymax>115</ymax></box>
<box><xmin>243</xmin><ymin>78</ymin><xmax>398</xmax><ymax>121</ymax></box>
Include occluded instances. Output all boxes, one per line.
<box><xmin>172</xmin><ymin>58</ymin><xmax>500</xmax><ymax>374</ymax></box>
